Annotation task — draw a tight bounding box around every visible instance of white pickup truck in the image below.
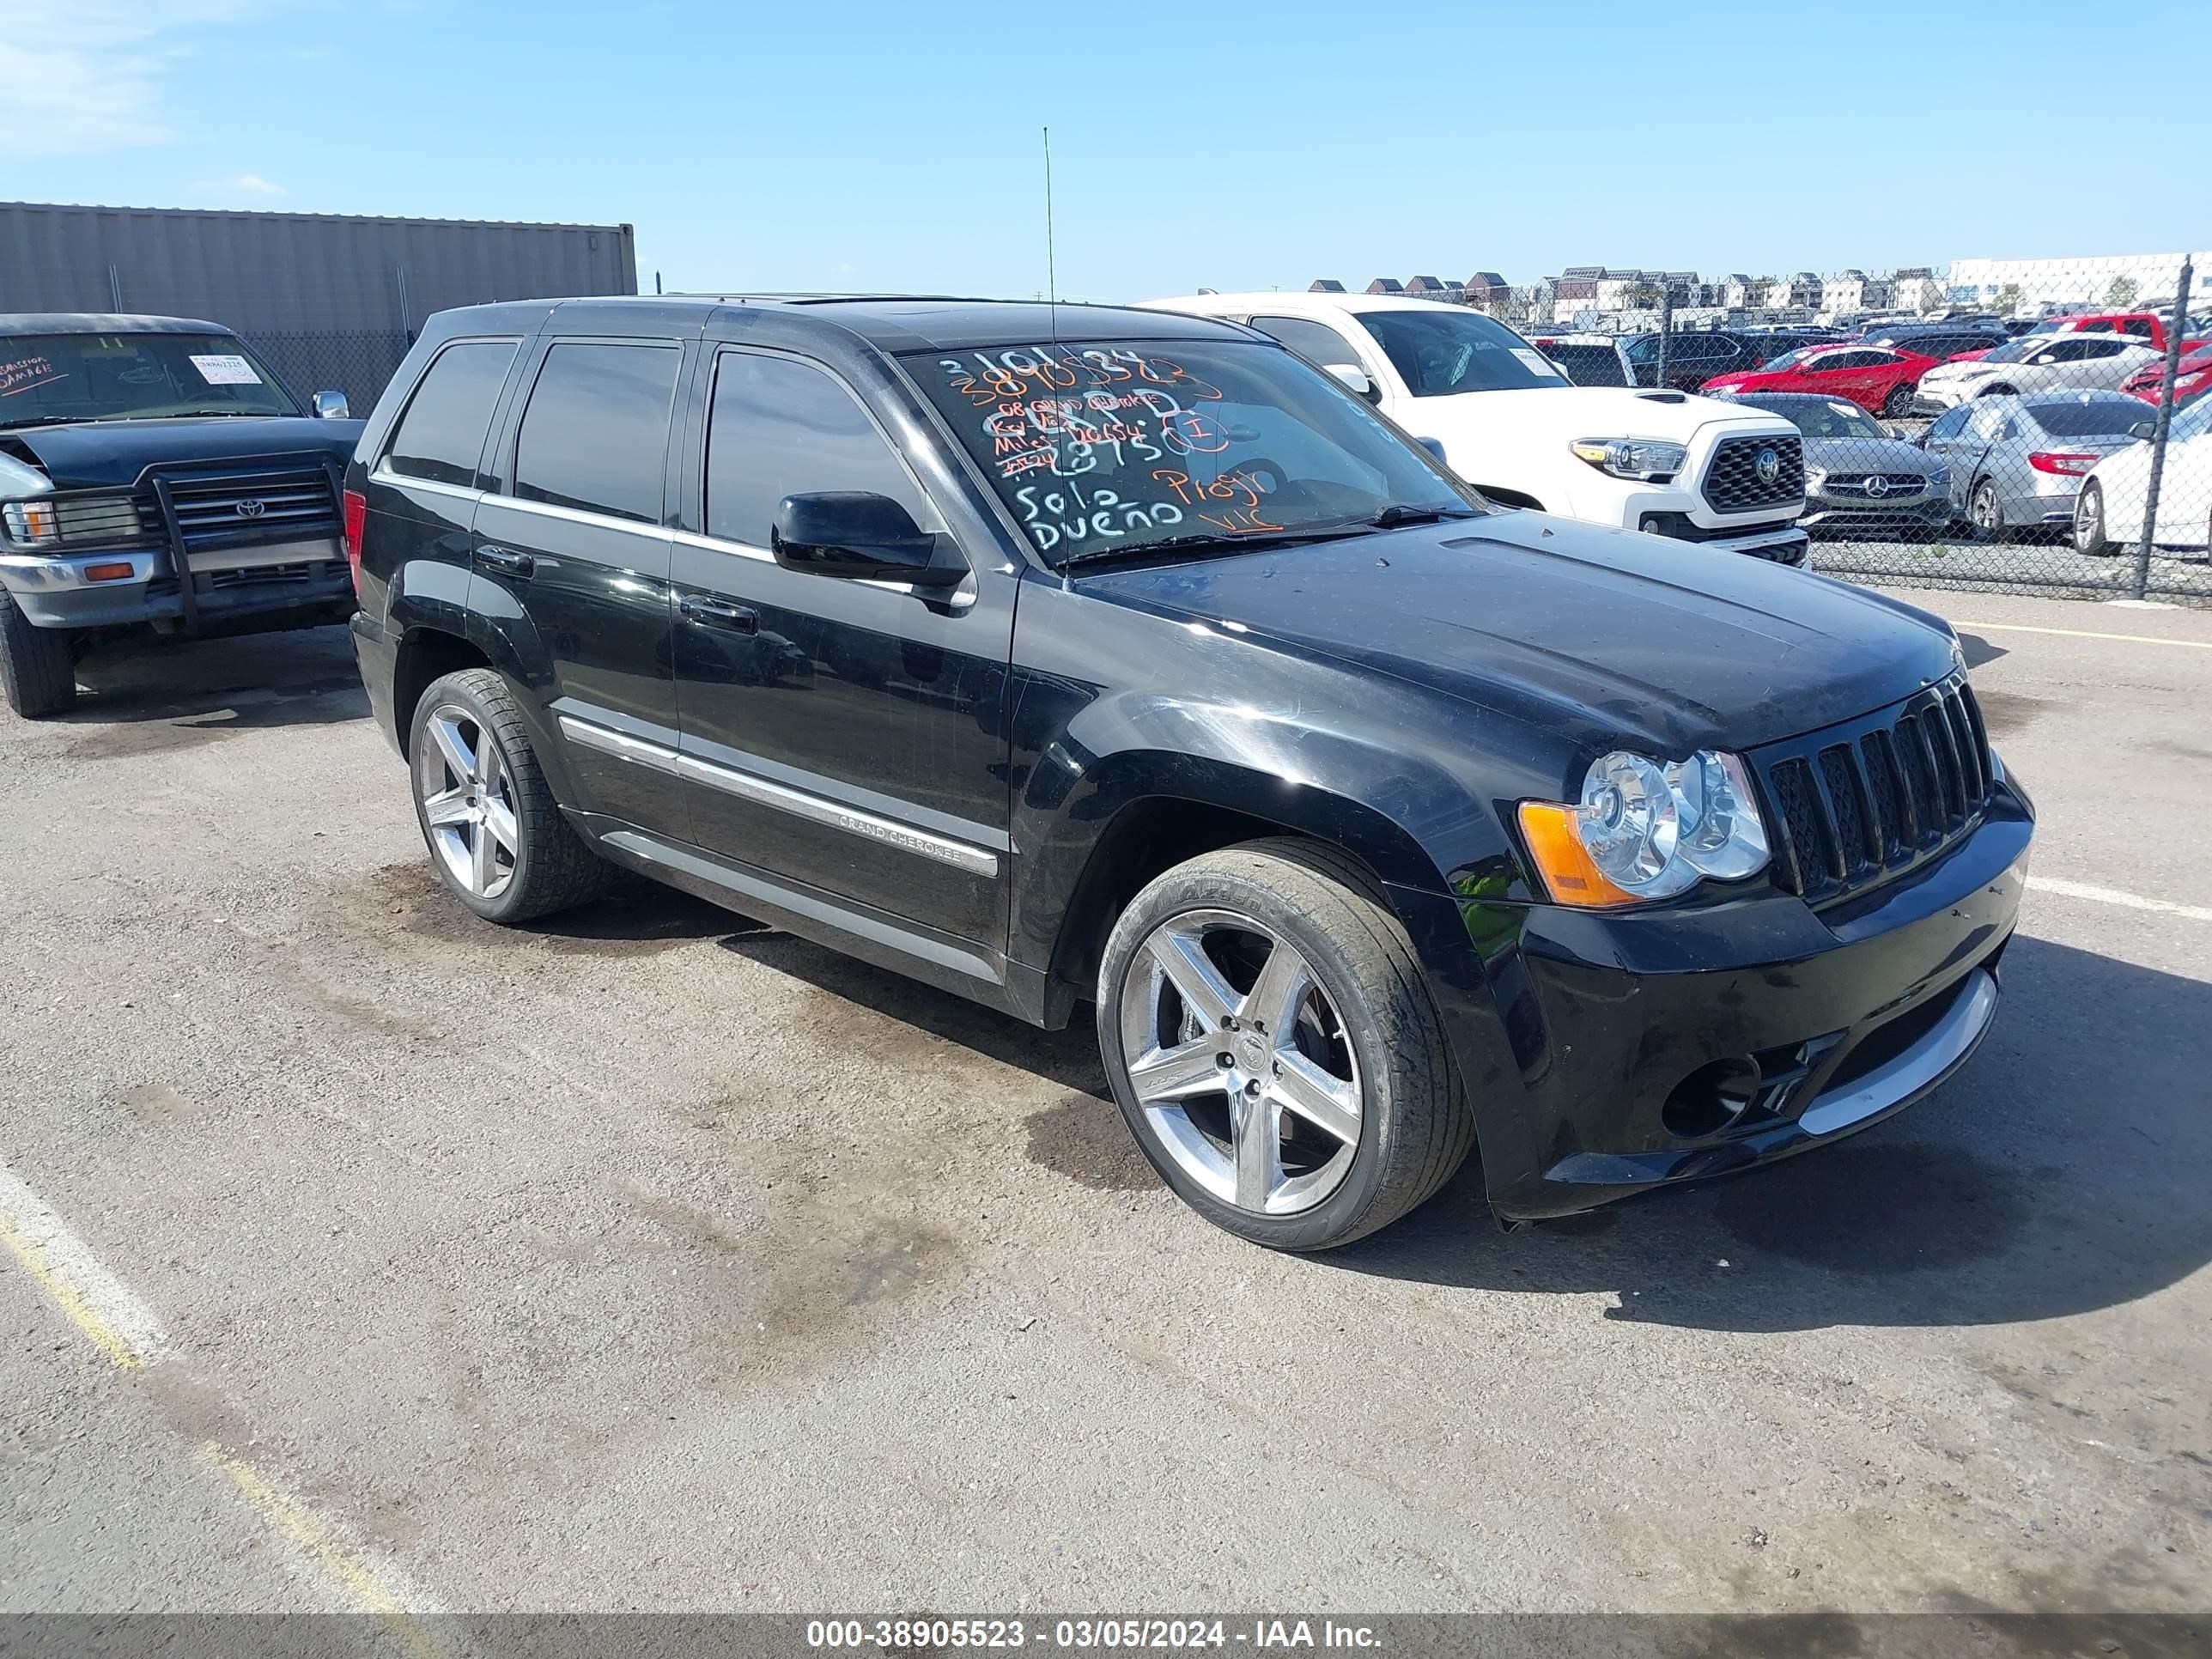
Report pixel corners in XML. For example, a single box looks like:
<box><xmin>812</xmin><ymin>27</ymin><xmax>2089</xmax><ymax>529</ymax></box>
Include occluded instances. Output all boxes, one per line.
<box><xmin>1139</xmin><ymin>292</ymin><xmax>1811</xmax><ymax>568</ymax></box>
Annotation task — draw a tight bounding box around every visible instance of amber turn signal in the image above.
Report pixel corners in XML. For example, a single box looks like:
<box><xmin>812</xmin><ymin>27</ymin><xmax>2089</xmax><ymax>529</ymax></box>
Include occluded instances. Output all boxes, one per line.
<box><xmin>1516</xmin><ymin>801</ymin><xmax>1641</xmax><ymax>909</ymax></box>
<box><xmin>82</xmin><ymin>562</ymin><xmax>137</xmax><ymax>583</ymax></box>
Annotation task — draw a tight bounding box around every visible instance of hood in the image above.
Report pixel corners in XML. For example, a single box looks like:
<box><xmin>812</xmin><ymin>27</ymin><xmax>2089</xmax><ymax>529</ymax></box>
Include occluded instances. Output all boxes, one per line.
<box><xmin>0</xmin><ymin>416</ymin><xmax>364</xmax><ymax>491</ymax></box>
<box><xmin>1804</xmin><ymin>436</ymin><xmax>1936</xmax><ymax>472</ymax></box>
<box><xmin>1069</xmin><ymin>512</ymin><xmax>1958</xmax><ymax>759</ymax></box>
<box><xmin>1408</xmin><ymin>385</ymin><xmax>1784</xmax><ymax>441</ymax></box>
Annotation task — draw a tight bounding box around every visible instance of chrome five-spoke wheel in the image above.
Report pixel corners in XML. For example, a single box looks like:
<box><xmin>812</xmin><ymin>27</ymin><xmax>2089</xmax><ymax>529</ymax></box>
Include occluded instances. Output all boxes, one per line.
<box><xmin>415</xmin><ymin>702</ymin><xmax>520</xmax><ymax>900</ymax></box>
<box><xmin>1119</xmin><ymin>908</ymin><xmax>1363</xmax><ymax>1216</ymax></box>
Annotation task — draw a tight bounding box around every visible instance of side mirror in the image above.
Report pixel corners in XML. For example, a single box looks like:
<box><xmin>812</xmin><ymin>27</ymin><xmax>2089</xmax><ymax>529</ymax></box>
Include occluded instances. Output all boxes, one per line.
<box><xmin>2130</xmin><ymin>420</ymin><xmax>2158</xmax><ymax>441</ymax></box>
<box><xmin>770</xmin><ymin>491</ymin><xmax>964</xmax><ymax>587</ymax></box>
<box><xmin>312</xmin><ymin>390</ymin><xmax>350</xmax><ymax>420</ymax></box>
<box><xmin>1326</xmin><ymin>363</ymin><xmax>1379</xmax><ymax>403</ymax></box>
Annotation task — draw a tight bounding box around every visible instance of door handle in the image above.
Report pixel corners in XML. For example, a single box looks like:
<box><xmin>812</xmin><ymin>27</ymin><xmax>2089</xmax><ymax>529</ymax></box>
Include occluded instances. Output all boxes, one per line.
<box><xmin>477</xmin><ymin>544</ymin><xmax>534</xmax><ymax>578</ymax></box>
<box><xmin>680</xmin><ymin>595</ymin><xmax>758</xmax><ymax>634</ymax></box>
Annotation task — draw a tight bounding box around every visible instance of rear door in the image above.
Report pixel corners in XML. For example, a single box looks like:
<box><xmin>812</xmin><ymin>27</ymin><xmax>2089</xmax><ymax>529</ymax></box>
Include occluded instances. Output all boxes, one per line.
<box><xmin>471</xmin><ymin>333</ymin><xmax>690</xmax><ymax>830</ymax></box>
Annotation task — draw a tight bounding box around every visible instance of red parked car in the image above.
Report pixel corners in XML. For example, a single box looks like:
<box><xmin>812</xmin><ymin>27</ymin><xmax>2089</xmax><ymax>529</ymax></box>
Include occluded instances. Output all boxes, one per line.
<box><xmin>1700</xmin><ymin>343</ymin><xmax>1941</xmax><ymax>417</ymax></box>
<box><xmin>2120</xmin><ymin>342</ymin><xmax>2212</xmax><ymax>408</ymax></box>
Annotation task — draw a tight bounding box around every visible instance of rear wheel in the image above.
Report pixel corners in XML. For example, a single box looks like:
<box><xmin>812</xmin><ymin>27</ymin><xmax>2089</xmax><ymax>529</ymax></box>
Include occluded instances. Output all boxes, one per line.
<box><xmin>1882</xmin><ymin>383</ymin><xmax>1916</xmax><ymax>418</ymax></box>
<box><xmin>1967</xmin><ymin>478</ymin><xmax>2010</xmax><ymax>544</ymax></box>
<box><xmin>408</xmin><ymin>667</ymin><xmax>610</xmax><ymax>923</ymax></box>
<box><xmin>1097</xmin><ymin>839</ymin><xmax>1473</xmax><ymax>1250</ymax></box>
<box><xmin>2073</xmin><ymin>479</ymin><xmax>2117</xmax><ymax>556</ymax></box>
<box><xmin>0</xmin><ymin>589</ymin><xmax>77</xmax><ymax>719</ymax></box>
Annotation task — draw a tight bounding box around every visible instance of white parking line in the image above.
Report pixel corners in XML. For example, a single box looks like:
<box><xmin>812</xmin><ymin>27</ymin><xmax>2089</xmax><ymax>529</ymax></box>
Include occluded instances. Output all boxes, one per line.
<box><xmin>0</xmin><ymin>1164</ymin><xmax>168</xmax><ymax>1368</ymax></box>
<box><xmin>1955</xmin><ymin>620</ymin><xmax>2212</xmax><ymax>651</ymax></box>
<box><xmin>0</xmin><ymin>1158</ymin><xmax>444</xmax><ymax>1650</ymax></box>
<box><xmin>2028</xmin><ymin>876</ymin><xmax>2212</xmax><ymax>924</ymax></box>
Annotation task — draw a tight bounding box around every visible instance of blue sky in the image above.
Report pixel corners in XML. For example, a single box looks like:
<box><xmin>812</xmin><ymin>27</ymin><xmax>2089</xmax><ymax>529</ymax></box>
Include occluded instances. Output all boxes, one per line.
<box><xmin>5</xmin><ymin>0</ymin><xmax>2205</xmax><ymax>301</ymax></box>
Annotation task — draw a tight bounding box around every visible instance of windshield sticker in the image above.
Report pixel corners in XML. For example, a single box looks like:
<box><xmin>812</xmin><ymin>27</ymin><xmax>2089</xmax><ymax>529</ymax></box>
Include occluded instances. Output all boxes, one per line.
<box><xmin>188</xmin><ymin>353</ymin><xmax>263</xmax><ymax>386</ymax></box>
<box><xmin>927</xmin><ymin>344</ymin><xmax>1278</xmax><ymax>551</ymax></box>
<box><xmin>1510</xmin><ymin>348</ymin><xmax>1561</xmax><ymax>377</ymax></box>
<box><xmin>0</xmin><ymin>356</ymin><xmax>64</xmax><ymax>398</ymax></box>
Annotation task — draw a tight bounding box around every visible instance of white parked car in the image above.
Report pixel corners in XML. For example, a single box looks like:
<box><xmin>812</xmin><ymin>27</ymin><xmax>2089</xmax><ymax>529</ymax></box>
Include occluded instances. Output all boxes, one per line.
<box><xmin>2071</xmin><ymin>393</ymin><xmax>2212</xmax><ymax>557</ymax></box>
<box><xmin>1138</xmin><ymin>293</ymin><xmax>1811</xmax><ymax>566</ymax></box>
<box><xmin>1913</xmin><ymin>335</ymin><xmax>2162</xmax><ymax>413</ymax></box>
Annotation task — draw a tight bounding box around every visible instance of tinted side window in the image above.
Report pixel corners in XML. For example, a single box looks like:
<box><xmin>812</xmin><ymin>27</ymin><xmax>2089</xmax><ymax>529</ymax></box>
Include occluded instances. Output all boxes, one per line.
<box><xmin>704</xmin><ymin>352</ymin><xmax>937</xmax><ymax>548</ymax></box>
<box><xmin>386</xmin><ymin>341</ymin><xmax>517</xmax><ymax>488</ymax></box>
<box><xmin>1249</xmin><ymin>315</ymin><xmax>1365</xmax><ymax>370</ymax></box>
<box><xmin>514</xmin><ymin>342</ymin><xmax>680</xmax><ymax>524</ymax></box>
<box><xmin>1926</xmin><ymin>404</ymin><xmax>1972</xmax><ymax>441</ymax></box>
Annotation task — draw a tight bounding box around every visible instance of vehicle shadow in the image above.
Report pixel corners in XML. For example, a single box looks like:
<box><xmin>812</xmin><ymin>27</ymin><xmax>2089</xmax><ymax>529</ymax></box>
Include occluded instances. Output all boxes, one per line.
<box><xmin>62</xmin><ymin>623</ymin><xmax>367</xmax><ymax>732</ymax></box>
<box><xmin>1323</xmin><ymin>934</ymin><xmax>2212</xmax><ymax>1331</ymax></box>
<box><xmin>711</xmin><ymin>919</ymin><xmax>2203</xmax><ymax>1332</ymax></box>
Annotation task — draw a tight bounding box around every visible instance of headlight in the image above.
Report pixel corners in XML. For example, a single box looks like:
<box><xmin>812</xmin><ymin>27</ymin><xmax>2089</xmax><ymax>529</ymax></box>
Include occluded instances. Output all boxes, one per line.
<box><xmin>1571</xmin><ymin>437</ymin><xmax>1688</xmax><ymax>481</ymax></box>
<box><xmin>1516</xmin><ymin>749</ymin><xmax>1769</xmax><ymax>908</ymax></box>
<box><xmin>1928</xmin><ymin>465</ymin><xmax>1950</xmax><ymax>488</ymax></box>
<box><xmin>2</xmin><ymin>500</ymin><xmax>60</xmax><ymax>547</ymax></box>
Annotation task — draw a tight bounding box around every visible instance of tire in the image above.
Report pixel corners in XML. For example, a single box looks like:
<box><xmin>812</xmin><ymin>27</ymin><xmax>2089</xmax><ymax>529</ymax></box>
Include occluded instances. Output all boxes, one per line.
<box><xmin>0</xmin><ymin>588</ymin><xmax>77</xmax><ymax>719</ymax></box>
<box><xmin>1967</xmin><ymin>478</ymin><xmax>2010</xmax><ymax>544</ymax></box>
<box><xmin>407</xmin><ymin>667</ymin><xmax>610</xmax><ymax>923</ymax></box>
<box><xmin>2073</xmin><ymin>479</ymin><xmax>2116</xmax><ymax>556</ymax></box>
<box><xmin>1882</xmin><ymin>383</ymin><xmax>1916</xmax><ymax>418</ymax></box>
<box><xmin>1096</xmin><ymin>837</ymin><xmax>1473</xmax><ymax>1251</ymax></box>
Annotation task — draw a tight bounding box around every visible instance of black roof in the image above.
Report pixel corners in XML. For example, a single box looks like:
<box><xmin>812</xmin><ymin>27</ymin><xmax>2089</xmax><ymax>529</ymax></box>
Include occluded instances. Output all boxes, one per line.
<box><xmin>431</xmin><ymin>294</ymin><xmax>1247</xmax><ymax>354</ymax></box>
<box><xmin>1</xmin><ymin>311</ymin><xmax>234</xmax><ymax>335</ymax></box>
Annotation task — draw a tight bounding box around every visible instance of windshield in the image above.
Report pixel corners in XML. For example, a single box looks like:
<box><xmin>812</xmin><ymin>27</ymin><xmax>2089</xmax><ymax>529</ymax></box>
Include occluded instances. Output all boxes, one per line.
<box><xmin>902</xmin><ymin>337</ymin><xmax>1480</xmax><ymax>566</ymax></box>
<box><xmin>1758</xmin><ymin>348</ymin><xmax>1813</xmax><ymax>371</ymax></box>
<box><xmin>1352</xmin><ymin>308</ymin><xmax>1564</xmax><ymax>397</ymax></box>
<box><xmin>1978</xmin><ymin>339</ymin><xmax>2037</xmax><ymax>365</ymax></box>
<box><xmin>0</xmin><ymin>332</ymin><xmax>301</xmax><ymax>426</ymax></box>
<box><xmin>2027</xmin><ymin>399</ymin><xmax>2148</xmax><ymax>438</ymax></box>
<box><xmin>1737</xmin><ymin>395</ymin><xmax>1886</xmax><ymax>441</ymax></box>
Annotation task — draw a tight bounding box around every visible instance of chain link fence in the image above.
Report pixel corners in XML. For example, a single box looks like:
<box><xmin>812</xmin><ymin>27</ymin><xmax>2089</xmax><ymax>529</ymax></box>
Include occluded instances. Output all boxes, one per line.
<box><xmin>1505</xmin><ymin>258</ymin><xmax>2212</xmax><ymax>605</ymax></box>
<box><xmin>240</xmin><ymin>329</ymin><xmax>413</xmax><ymax>420</ymax></box>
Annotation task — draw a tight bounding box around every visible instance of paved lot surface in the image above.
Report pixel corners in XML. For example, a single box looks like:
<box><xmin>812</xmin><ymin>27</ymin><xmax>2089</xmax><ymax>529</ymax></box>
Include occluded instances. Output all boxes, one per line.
<box><xmin>3</xmin><ymin>589</ymin><xmax>2209</xmax><ymax>1616</ymax></box>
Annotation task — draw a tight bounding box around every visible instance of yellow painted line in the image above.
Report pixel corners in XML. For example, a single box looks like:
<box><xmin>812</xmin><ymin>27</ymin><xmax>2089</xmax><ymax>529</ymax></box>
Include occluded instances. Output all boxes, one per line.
<box><xmin>1954</xmin><ymin>620</ymin><xmax>2212</xmax><ymax>650</ymax></box>
<box><xmin>2028</xmin><ymin>875</ymin><xmax>2212</xmax><ymax>924</ymax></box>
<box><xmin>0</xmin><ymin>1160</ymin><xmax>445</xmax><ymax>1654</ymax></box>
<box><xmin>210</xmin><ymin>1451</ymin><xmax>447</xmax><ymax>1659</ymax></box>
<box><xmin>0</xmin><ymin>1164</ymin><xmax>166</xmax><ymax>1368</ymax></box>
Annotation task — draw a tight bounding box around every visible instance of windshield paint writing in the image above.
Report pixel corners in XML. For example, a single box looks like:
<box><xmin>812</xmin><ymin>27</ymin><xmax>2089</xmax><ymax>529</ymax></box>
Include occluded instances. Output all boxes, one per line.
<box><xmin>0</xmin><ymin>356</ymin><xmax>64</xmax><ymax>398</ymax></box>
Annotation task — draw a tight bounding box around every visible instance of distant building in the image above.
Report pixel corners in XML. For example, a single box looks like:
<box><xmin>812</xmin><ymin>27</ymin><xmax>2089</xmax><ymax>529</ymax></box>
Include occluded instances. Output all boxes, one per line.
<box><xmin>1309</xmin><ymin>278</ymin><xmax>1346</xmax><ymax>293</ymax></box>
<box><xmin>1402</xmin><ymin>275</ymin><xmax>1451</xmax><ymax>297</ymax></box>
<box><xmin>1766</xmin><ymin>272</ymin><xmax>1823</xmax><ymax>309</ymax></box>
<box><xmin>1365</xmin><ymin>276</ymin><xmax>1405</xmax><ymax>295</ymax></box>
<box><xmin>1719</xmin><ymin>274</ymin><xmax>1758</xmax><ymax>308</ymax></box>
<box><xmin>1464</xmin><ymin>272</ymin><xmax>1510</xmax><ymax>310</ymax></box>
<box><xmin>1948</xmin><ymin>251</ymin><xmax>2210</xmax><ymax>312</ymax></box>
<box><xmin>1821</xmin><ymin>269</ymin><xmax>1892</xmax><ymax>315</ymax></box>
<box><xmin>1891</xmin><ymin>267</ymin><xmax>1944</xmax><ymax>312</ymax></box>
<box><xmin>1551</xmin><ymin>266</ymin><xmax>1606</xmax><ymax>309</ymax></box>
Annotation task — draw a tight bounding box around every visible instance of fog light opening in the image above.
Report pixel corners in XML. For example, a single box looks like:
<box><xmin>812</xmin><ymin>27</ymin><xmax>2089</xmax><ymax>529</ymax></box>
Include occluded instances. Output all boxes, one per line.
<box><xmin>1663</xmin><ymin>1056</ymin><xmax>1761</xmax><ymax>1140</ymax></box>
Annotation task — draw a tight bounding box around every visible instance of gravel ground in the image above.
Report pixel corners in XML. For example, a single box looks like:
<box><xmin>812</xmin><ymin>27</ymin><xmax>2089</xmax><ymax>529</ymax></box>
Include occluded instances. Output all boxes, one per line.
<box><xmin>2</xmin><ymin>591</ymin><xmax>2208</xmax><ymax>1616</ymax></box>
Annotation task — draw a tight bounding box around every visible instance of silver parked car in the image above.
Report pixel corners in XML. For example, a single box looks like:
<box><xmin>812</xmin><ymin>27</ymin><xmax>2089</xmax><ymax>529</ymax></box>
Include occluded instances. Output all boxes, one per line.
<box><xmin>1716</xmin><ymin>392</ymin><xmax>1950</xmax><ymax>536</ymax></box>
<box><xmin>1919</xmin><ymin>391</ymin><xmax>2151</xmax><ymax>541</ymax></box>
<box><xmin>1913</xmin><ymin>334</ymin><xmax>2160</xmax><ymax>412</ymax></box>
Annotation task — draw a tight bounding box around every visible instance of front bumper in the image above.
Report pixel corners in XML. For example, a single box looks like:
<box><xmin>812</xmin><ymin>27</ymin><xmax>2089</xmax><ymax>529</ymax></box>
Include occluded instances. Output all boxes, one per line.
<box><xmin>1801</xmin><ymin>493</ymin><xmax>1951</xmax><ymax>532</ymax></box>
<box><xmin>1634</xmin><ymin>513</ymin><xmax>1811</xmax><ymax>566</ymax></box>
<box><xmin>1404</xmin><ymin>782</ymin><xmax>2033</xmax><ymax>1222</ymax></box>
<box><xmin>0</xmin><ymin>544</ymin><xmax>352</xmax><ymax>629</ymax></box>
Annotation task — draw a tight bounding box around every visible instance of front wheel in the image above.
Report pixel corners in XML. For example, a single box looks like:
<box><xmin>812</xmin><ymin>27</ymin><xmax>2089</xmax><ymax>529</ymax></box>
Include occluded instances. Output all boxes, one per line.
<box><xmin>409</xmin><ymin>667</ymin><xmax>611</xmax><ymax>923</ymax></box>
<box><xmin>2073</xmin><ymin>479</ymin><xmax>2117</xmax><ymax>556</ymax></box>
<box><xmin>1097</xmin><ymin>839</ymin><xmax>1473</xmax><ymax>1250</ymax></box>
<box><xmin>1882</xmin><ymin>383</ymin><xmax>1917</xmax><ymax>418</ymax></box>
<box><xmin>0</xmin><ymin>589</ymin><xmax>77</xmax><ymax>719</ymax></box>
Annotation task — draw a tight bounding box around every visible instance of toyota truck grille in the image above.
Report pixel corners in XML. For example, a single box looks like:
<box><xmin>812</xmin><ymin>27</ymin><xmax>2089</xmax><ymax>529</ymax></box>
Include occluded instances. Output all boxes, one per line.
<box><xmin>155</xmin><ymin>464</ymin><xmax>343</xmax><ymax>550</ymax></box>
<box><xmin>1702</xmin><ymin>434</ymin><xmax>1805</xmax><ymax>515</ymax></box>
<box><xmin>1756</xmin><ymin>677</ymin><xmax>1993</xmax><ymax>908</ymax></box>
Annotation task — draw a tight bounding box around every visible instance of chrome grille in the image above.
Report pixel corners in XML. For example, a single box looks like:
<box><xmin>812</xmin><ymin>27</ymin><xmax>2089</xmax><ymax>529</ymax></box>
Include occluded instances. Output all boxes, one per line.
<box><xmin>1701</xmin><ymin>434</ymin><xmax>1805</xmax><ymax>515</ymax></box>
<box><xmin>156</xmin><ymin>464</ymin><xmax>342</xmax><ymax>550</ymax></box>
<box><xmin>1822</xmin><ymin>473</ymin><xmax>1934</xmax><ymax>499</ymax></box>
<box><xmin>1759</xmin><ymin>678</ymin><xmax>1994</xmax><ymax>906</ymax></box>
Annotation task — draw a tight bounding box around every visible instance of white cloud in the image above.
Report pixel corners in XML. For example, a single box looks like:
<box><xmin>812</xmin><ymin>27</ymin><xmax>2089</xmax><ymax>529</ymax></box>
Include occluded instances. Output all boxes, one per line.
<box><xmin>195</xmin><ymin>171</ymin><xmax>286</xmax><ymax>197</ymax></box>
<box><xmin>0</xmin><ymin>2</ymin><xmax>273</xmax><ymax>158</ymax></box>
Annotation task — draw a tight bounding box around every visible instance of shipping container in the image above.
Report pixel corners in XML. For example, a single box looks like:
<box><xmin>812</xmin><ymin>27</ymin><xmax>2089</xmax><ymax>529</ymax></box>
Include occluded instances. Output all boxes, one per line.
<box><xmin>0</xmin><ymin>202</ymin><xmax>637</xmax><ymax>412</ymax></box>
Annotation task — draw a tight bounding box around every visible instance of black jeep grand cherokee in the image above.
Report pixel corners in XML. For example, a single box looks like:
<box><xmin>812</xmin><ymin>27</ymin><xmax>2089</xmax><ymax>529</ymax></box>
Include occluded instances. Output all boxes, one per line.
<box><xmin>349</xmin><ymin>295</ymin><xmax>2032</xmax><ymax>1249</ymax></box>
